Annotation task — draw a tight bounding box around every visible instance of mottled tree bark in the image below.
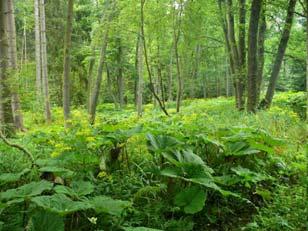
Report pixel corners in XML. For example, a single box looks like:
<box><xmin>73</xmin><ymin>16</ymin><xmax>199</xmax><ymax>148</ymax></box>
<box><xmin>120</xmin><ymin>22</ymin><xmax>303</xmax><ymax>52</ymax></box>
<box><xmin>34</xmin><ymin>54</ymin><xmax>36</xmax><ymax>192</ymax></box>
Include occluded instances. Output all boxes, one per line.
<box><xmin>40</xmin><ymin>0</ymin><xmax>52</xmax><ymax>123</ymax></box>
<box><xmin>237</xmin><ymin>0</ymin><xmax>246</xmax><ymax>110</ymax></box>
<box><xmin>260</xmin><ymin>0</ymin><xmax>297</xmax><ymax>108</ymax></box>
<box><xmin>0</xmin><ymin>0</ymin><xmax>14</xmax><ymax>133</ymax></box>
<box><xmin>256</xmin><ymin>6</ymin><xmax>266</xmax><ymax>104</ymax></box>
<box><xmin>63</xmin><ymin>0</ymin><xmax>74</xmax><ymax>126</ymax></box>
<box><xmin>247</xmin><ymin>0</ymin><xmax>262</xmax><ymax>112</ymax></box>
<box><xmin>5</xmin><ymin>0</ymin><xmax>24</xmax><ymax>130</ymax></box>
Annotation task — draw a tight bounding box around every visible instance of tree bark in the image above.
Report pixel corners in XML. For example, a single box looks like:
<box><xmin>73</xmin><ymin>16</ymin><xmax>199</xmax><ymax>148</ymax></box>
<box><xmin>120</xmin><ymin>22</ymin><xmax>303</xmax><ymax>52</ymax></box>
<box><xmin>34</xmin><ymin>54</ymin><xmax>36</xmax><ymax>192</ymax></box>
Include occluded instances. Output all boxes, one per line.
<box><xmin>136</xmin><ymin>33</ymin><xmax>143</xmax><ymax>117</ymax></box>
<box><xmin>256</xmin><ymin>6</ymin><xmax>266</xmax><ymax>104</ymax></box>
<box><xmin>173</xmin><ymin>0</ymin><xmax>183</xmax><ymax>113</ymax></box>
<box><xmin>5</xmin><ymin>0</ymin><xmax>24</xmax><ymax>130</ymax></box>
<box><xmin>34</xmin><ymin>0</ymin><xmax>42</xmax><ymax>100</ymax></box>
<box><xmin>87</xmin><ymin>47</ymin><xmax>96</xmax><ymax>110</ymax></box>
<box><xmin>116</xmin><ymin>37</ymin><xmax>124</xmax><ymax>108</ymax></box>
<box><xmin>237</xmin><ymin>0</ymin><xmax>246</xmax><ymax>110</ymax></box>
<box><xmin>0</xmin><ymin>0</ymin><xmax>14</xmax><ymax>133</ymax></box>
<box><xmin>260</xmin><ymin>0</ymin><xmax>297</xmax><ymax>108</ymax></box>
<box><xmin>89</xmin><ymin>27</ymin><xmax>110</xmax><ymax>124</ymax></box>
<box><xmin>168</xmin><ymin>47</ymin><xmax>173</xmax><ymax>102</ymax></box>
<box><xmin>63</xmin><ymin>0</ymin><xmax>74</xmax><ymax>126</ymax></box>
<box><xmin>40</xmin><ymin>0</ymin><xmax>52</xmax><ymax>123</ymax></box>
<box><xmin>247</xmin><ymin>0</ymin><xmax>263</xmax><ymax>112</ymax></box>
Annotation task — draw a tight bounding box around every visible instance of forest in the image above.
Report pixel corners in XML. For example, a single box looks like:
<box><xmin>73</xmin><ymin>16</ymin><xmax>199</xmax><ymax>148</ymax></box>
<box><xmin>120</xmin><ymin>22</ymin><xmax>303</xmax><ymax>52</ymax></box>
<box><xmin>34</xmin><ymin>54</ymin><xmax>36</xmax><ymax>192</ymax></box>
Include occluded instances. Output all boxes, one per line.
<box><xmin>0</xmin><ymin>0</ymin><xmax>307</xmax><ymax>230</ymax></box>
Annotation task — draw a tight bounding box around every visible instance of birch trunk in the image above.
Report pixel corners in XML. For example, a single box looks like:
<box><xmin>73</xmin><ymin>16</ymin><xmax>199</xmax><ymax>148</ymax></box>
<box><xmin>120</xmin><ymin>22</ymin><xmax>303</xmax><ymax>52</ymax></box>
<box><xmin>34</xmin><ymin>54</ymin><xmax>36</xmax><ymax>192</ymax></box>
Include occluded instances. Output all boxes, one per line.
<box><xmin>40</xmin><ymin>0</ymin><xmax>52</xmax><ymax>123</ymax></box>
<box><xmin>5</xmin><ymin>0</ymin><xmax>24</xmax><ymax>130</ymax></box>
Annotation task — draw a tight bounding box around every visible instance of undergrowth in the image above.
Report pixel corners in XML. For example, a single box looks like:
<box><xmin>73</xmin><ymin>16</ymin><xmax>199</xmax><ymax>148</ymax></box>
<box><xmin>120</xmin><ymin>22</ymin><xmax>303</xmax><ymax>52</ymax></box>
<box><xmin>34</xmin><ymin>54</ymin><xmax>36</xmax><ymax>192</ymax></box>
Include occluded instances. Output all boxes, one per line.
<box><xmin>0</xmin><ymin>92</ymin><xmax>306</xmax><ymax>231</ymax></box>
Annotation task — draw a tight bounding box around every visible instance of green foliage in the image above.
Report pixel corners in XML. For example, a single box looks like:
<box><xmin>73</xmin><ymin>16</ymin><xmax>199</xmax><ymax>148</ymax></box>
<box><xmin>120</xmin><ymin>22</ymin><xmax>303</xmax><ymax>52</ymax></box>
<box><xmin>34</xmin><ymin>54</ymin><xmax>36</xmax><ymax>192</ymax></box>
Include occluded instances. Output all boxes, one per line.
<box><xmin>0</xmin><ymin>94</ymin><xmax>306</xmax><ymax>230</ymax></box>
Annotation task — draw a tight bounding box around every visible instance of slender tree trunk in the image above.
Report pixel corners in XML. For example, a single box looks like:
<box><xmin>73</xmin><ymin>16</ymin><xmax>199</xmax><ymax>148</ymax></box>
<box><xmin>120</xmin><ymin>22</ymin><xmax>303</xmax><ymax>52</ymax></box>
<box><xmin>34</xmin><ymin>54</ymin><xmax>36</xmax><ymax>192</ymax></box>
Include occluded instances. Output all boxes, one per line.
<box><xmin>106</xmin><ymin>63</ymin><xmax>118</xmax><ymax>109</ymax></box>
<box><xmin>140</xmin><ymin>0</ymin><xmax>169</xmax><ymax>116</ymax></box>
<box><xmin>173</xmin><ymin>0</ymin><xmax>183</xmax><ymax>113</ymax></box>
<box><xmin>217</xmin><ymin>0</ymin><xmax>237</xmax><ymax>107</ymax></box>
<box><xmin>137</xmin><ymin>34</ymin><xmax>143</xmax><ymax>117</ymax></box>
<box><xmin>87</xmin><ymin>47</ymin><xmax>96</xmax><ymax>110</ymax></box>
<box><xmin>89</xmin><ymin>21</ymin><xmax>111</xmax><ymax>124</ymax></box>
<box><xmin>5</xmin><ymin>0</ymin><xmax>24</xmax><ymax>130</ymax></box>
<box><xmin>247</xmin><ymin>0</ymin><xmax>262</xmax><ymax>112</ymax></box>
<box><xmin>256</xmin><ymin>7</ymin><xmax>266</xmax><ymax>104</ymax></box>
<box><xmin>116</xmin><ymin>38</ymin><xmax>124</xmax><ymax>108</ymax></box>
<box><xmin>168</xmin><ymin>47</ymin><xmax>173</xmax><ymax>102</ymax></box>
<box><xmin>0</xmin><ymin>0</ymin><xmax>14</xmax><ymax>133</ymax></box>
<box><xmin>260</xmin><ymin>0</ymin><xmax>297</xmax><ymax>108</ymax></box>
<box><xmin>40</xmin><ymin>0</ymin><xmax>52</xmax><ymax>123</ymax></box>
<box><xmin>237</xmin><ymin>0</ymin><xmax>246</xmax><ymax>110</ymax></box>
<box><xmin>34</xmin><ymin>0</ymin><xmax>42</xmax><ymax>101</ymax></box>
<box><xmin>63</xmin><ymin>0</ymin><xmax>74</xmax><ymax>126</ymax></box>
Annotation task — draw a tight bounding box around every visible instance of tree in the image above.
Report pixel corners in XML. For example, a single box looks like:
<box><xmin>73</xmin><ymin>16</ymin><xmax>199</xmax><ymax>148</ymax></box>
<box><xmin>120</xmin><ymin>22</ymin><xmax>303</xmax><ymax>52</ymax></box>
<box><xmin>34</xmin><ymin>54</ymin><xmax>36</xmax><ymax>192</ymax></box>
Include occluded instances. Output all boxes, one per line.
<box><xmin>63</xmin><ymin>0</ymin><xmax>74</xmax><ymax>126</ymax></box>
<box><xmin>5</xmin><ymin>0</ymin><xmax>24</xmax><ymax>131</ymax></box>
<box><xmin>136</xmin><ymin>33</ymin><xmax>143</xmax><ymax>117</ymax></box>
<box><xmin>34</xmin><ymin>0</ymin><xmax>52</xmax><ymax>123</ymax></box>
<box><xmin>260</xmin><ymin>0</ymin><xmax>297</xmax><ymax>108</ymax></box>
<box><xmin>89</xmin><ymin>0</ymin><xmax>114</xmax><ymax>124</ymax></box>
<box><xmin>246</xmin><ymin>0</ymin><xmax>263</xmax><ymax>112</ymax></box>
<box><xmin>0</xmin><ymin>0</ymin><xmax>14</xmax><ymax>133</ymax></box>
<box><xmin>256</xmin><ymin>5</ymin><xmax>266</xmax><ymax>104</ymax></box>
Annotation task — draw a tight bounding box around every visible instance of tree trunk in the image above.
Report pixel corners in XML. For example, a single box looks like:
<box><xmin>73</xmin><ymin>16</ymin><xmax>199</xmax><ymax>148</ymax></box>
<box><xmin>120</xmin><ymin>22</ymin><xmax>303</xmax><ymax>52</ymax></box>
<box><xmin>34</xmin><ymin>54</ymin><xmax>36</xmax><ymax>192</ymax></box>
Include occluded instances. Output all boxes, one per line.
<box><xmin>168</xmin><ymin>47</ymin><xmax>173</xmax><ymax>102</ymax></box>
<box><xmin>0</xmin><ymin>0</ymin><xmax>14</xmax><ymax>133</ymax></box>
<box><xmin>63</xmin><ymin>0</ymin><xmax>74</xmax><ymax>126</ymax></box>
<box><xmin>116</xmin><ymin>37</ymin><xmax>124</xmax><ymax>108</ymax></box>
<box><xmin>89</xmin><ymin>19</ymin><xmax>111</xmax><ymax>124</ymax></box>
<box><xmin>260</xmin><ymin>0</ymin><xmax>297</xmax><ymax>108</ymax></box>
<box><xmin>140</xmin><ymin>0</ymin><xmax>169</xmax><ymax>116</ymax></box>
<box><xmin>237</xmin><ymin>0</ymin><xmax>246</xmax><ymax>110</ymax></box>
<box><xmin>136</xmin><ymin>34</ymin><xmax>143</xmax><ymax>117</ymax></box>
<box><xmin>247</xmin><ymin>0</ymin><xmax>262</xmax><ymax>112</ymax></box>
<box><xmin>34</xmin><ymin>0</ymin><xmax>42</xmax><ymax>101</ymax></box>
<box><xmin>173</xmin><ymin>0</ymin><xmax>183</xmax><ymax>113</ymax></box>
<box><xmin>256</xmin><ymin>6</ymin><xmax>266</xmax><ymax>104</ymax></box>
<box><xmin>106</xmin><ymin>63</ymin><xmax>118</xmax><ymax>109</ymax></box>
<box><xmin>5</xmin><ymin>0</ymin><xmax>24</xmax><ymax>130</ymax></box>
<box><xmin>87</xmin><ymin>47</ymin><xmax>96</xmax><ymax>110</ymax></box>
<box><xmin>40</xmin><ymin>0</ymin><xmax>52</xmax><ymax>123</ymax></box>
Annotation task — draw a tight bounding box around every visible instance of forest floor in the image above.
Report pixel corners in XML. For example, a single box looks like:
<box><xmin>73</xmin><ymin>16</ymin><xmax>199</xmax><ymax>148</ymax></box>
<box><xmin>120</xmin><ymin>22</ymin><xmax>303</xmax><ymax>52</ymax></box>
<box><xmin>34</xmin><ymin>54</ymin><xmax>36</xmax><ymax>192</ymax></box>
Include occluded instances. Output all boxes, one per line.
<box><xmin>0</xmin><ymin>92</ymin><xmax>307</xmax><ymax>231</ymax></box>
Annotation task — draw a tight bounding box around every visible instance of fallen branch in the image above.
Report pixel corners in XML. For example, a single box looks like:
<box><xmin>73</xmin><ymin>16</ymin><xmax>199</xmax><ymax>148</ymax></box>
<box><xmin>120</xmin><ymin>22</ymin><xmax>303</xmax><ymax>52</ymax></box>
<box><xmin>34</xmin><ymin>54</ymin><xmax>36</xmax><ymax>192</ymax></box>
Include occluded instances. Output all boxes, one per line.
<box><xmin>0</xmin><ymin>131</ymin><xmax>35</xmax><ymax>167</ymax></box>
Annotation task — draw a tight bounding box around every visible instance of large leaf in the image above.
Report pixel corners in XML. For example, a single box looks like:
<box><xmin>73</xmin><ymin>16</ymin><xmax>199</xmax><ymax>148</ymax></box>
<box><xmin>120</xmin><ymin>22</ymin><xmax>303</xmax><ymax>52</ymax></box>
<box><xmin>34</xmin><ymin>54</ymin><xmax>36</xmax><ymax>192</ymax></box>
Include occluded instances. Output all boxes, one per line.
<box><xmin>174</xmin><ymin>186</ymin><xmax>206</xmax><ymax>214</ymax></box>
<box><xmin>54</xmin><ymin>181</ymin><xmax>94</xmax><ymax>198</ymax></box>
<box><xmin>0</xmin><ymin>181</ymin><xmax>53</xmax><ymax>201</ymax></box>
<box><xmin>29</xmin><ymin>210</ymin><xmax>64</xmax><ymax>231</ymax></box>
<box><xmin>89</xmin><ymin>196</ymin><xmax>131</xmax><ymax>216</ymax></box>
<box><xmin>31</xmin><ymin>194</ymin><xmax>92</xmax><ymax>215</ymax></box>
<box><xmin>0</xmin><ymin>169</ymin><xmax>31</xmax><ymax>186</ymax></box>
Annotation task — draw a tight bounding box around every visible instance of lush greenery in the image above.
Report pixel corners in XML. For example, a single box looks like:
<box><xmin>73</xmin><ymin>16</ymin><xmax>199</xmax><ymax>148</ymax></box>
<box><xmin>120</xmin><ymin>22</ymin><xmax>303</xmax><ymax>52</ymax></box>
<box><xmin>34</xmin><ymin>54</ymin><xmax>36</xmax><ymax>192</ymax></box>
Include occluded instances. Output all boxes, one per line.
<box><xmin>0</xmin><ymin>92</ymin><xmax>306</xmax><ymax>231</ymax></box>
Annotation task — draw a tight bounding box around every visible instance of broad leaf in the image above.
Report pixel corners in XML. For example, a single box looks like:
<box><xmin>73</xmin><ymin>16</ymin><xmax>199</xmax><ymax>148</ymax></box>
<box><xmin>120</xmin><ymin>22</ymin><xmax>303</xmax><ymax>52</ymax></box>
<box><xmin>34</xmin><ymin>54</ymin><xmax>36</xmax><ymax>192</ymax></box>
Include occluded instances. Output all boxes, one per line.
<box><xmin>29</xmin><ymin>210</ymin><xmax>64</xmax><ymax>231</ymax></box>
<box><xmin>31</xmin><ymin>194</ymin><xmax>92</xmax><ymax>215</ymax></box>
<box><xmin>89</xmin><ymin>196</ymin><xmax>131</xmax><ymax>216</ymax></box>
<box><xmin>174</xmin><ymin>186</ymin><xmax>206</xmax><ymax>214</ymax></box>
<box><xmin>0</xmin><ymin>181</ymin><xmax>53</xmax><ymax>201</ymax></box>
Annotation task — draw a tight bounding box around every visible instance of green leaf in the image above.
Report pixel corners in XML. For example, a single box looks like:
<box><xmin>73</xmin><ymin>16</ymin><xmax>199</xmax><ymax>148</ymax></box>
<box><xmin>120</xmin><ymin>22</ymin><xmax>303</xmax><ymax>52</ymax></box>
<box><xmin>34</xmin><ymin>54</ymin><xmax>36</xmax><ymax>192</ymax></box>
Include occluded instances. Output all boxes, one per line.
<box><xmin>29</xmin><ymin>210</ymin><xmax>64</xmax><ymax>231</ymax></box>
<box><xmin>31</xmin><ymin>194</ymin><xmax>92</xmax><ymax>215</ymax></box>
<box><xmin>54</xmin><ymin>181</ymin><xmax>94</xmax><ymax>198</ymax></box>
<box><xmin>89</xmin><ymin>196</ymin><xmax>131</xmax><ymax>216</ymax></box>
<box><xmin>174</xmin><ymin>186</ymin><xmax>206</xmax><ymax>214</ymax></box>
<box><xmin>0</xmin><ymin>181</ymin><xmax>53</xmax><ymax>201</ymax></box>
<box><xmin>0</xmin><ymin>168</ymin><xmax>31</xmax><ymax>186</ymax></box>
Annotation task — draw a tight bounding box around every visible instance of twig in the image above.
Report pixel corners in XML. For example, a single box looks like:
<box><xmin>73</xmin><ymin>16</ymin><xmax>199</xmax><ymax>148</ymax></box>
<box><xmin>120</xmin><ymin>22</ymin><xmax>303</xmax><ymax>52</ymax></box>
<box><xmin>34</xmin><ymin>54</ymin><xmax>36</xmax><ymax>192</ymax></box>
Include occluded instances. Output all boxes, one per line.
<box><xmin>0</xmin><ymin>131</ymin><xmax>35</xmax><ymax>166</ymax></box>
